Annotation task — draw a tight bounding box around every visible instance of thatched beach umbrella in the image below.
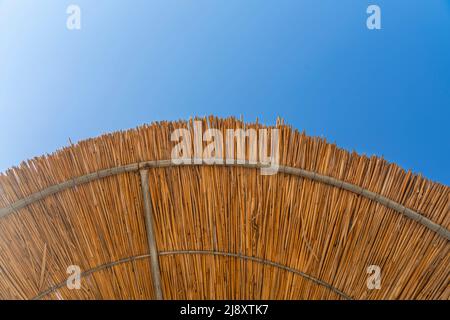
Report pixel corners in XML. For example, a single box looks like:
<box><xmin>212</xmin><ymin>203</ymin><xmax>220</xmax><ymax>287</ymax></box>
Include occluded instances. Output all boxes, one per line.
<box><xmin>0</xmin><ymin>117</ymin><xmax>448</xmax><ymax>300</ymax></box>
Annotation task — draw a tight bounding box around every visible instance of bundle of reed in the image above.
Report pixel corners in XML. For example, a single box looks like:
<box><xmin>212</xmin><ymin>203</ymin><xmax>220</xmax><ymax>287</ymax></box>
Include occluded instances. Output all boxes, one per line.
<box><xmin>0</xmin><ymin>116</ymin><xmax>448</xmax><ymax>300</ymax></box>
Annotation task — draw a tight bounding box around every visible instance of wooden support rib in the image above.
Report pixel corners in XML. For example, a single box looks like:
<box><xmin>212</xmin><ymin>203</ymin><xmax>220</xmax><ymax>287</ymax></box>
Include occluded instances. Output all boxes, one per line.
<box><xmin>0</xmin><ymin>159</ymin><xmax>448</xmax><ymax>241</ymax></box>
<box><xmin>139</xmin><ymin>169</ymin><xmax>163</xmax><ymax>300</ymax></box>
<box><xmin>32</xmin><ymin>254</ymin><xmax>152</xmax><ymax>300</ymax></box>
<box><xmin>32</xmin><ymin>250</ymin><xmax>351</xmax><ymax>300</ymax></box>
<box><xmin>158</xmin><ymin>250</ymin><xmax>352</xmax><ymax>300</ymax></box>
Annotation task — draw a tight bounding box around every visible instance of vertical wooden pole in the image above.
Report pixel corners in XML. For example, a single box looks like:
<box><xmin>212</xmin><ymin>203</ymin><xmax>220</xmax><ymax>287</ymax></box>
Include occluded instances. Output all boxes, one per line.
<box><xmin>139</xmin><ymin>169</ymin><xmax>163</xmax><ymax>300</ymax></box>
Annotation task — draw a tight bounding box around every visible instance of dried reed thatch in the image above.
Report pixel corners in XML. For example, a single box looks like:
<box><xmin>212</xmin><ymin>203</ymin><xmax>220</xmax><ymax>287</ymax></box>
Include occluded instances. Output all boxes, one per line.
<box><xmin>0</xmin><ymin>116</ymin><xmax>448</xmax><ymax>300</ymax></box>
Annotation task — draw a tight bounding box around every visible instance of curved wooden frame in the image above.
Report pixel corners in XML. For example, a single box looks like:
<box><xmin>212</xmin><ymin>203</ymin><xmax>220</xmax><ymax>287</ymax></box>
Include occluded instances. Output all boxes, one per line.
<box><xmin>1</xmin><ymin>159</ymin><xmax>448</xmax><ymax>240</ymax></box>
<box><xmin>33</xmin><ymin>250</ymin><xmax>352</xmax><ymax>300</ymax></box>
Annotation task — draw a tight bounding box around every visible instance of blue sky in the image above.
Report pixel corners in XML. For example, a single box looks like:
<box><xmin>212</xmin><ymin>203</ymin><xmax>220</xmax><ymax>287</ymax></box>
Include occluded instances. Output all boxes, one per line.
<box><xmin>0</xmin><ymin>1</ymin><xmax>449</xmax><ymax>184</ymax></box>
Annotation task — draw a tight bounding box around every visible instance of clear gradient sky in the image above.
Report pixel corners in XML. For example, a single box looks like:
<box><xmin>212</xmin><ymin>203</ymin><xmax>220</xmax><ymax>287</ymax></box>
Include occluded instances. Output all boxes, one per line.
<box><xmin>0</xmin><ymin>1</ymin><xmax>449</xmax><ymax>184</ymax></box>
